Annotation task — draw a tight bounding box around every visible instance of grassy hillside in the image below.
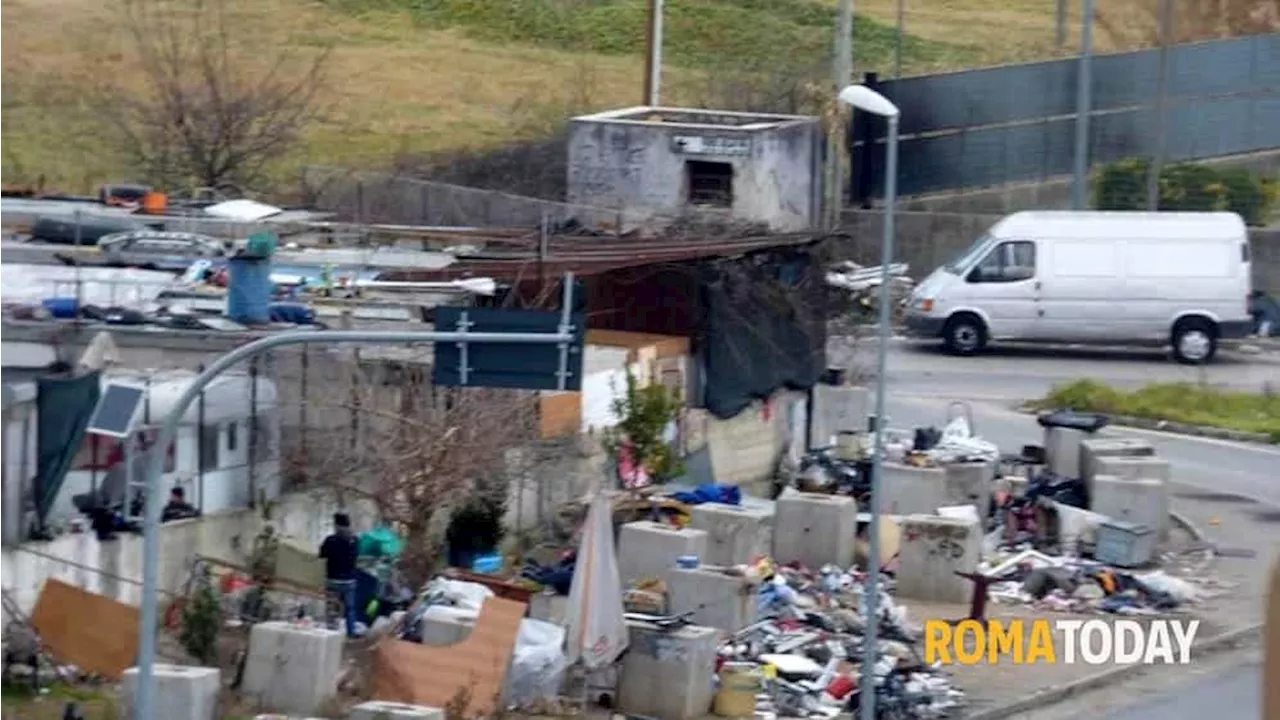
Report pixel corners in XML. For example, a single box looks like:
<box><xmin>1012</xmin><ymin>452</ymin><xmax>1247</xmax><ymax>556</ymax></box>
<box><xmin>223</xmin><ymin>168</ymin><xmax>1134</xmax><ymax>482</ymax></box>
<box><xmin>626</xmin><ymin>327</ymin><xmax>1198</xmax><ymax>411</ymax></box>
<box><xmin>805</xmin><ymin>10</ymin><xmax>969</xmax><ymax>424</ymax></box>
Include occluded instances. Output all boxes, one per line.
<box><xmin>0</xmin><ymin>0</ymin><xmax>1114</xmax><ymax>193</ymax></box>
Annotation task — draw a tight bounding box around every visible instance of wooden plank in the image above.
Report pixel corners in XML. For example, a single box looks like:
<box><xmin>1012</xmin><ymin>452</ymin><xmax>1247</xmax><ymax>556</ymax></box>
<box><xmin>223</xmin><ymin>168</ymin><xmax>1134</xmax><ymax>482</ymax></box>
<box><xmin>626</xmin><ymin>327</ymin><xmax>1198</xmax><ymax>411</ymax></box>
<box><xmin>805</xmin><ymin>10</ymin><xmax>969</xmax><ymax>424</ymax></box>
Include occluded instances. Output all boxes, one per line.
<box><xmin>30</xmin><ymin>579</ymin><xmax>140</xmax><ymax>679</ymax></box>
<box><xmin>539</xmin><ymin>391</ymin><xmax>582</xmax><ymax>439</ymax></box>
<box><xmin>372</xmin><ymin>596</ymin><xmax>527</xmax><ymax>718</ymax></box>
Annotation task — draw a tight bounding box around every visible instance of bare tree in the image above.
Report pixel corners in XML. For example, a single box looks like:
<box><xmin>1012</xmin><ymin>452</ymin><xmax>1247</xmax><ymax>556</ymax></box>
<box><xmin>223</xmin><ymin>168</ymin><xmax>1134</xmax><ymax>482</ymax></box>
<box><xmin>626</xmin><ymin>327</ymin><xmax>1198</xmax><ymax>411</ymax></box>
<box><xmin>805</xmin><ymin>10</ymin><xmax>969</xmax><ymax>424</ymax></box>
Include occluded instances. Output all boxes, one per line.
<box><xmin>281</xmin><ymin>350</ymin><xmax>539</xmax><ymax>584</ymax></box>
<box><xmin>92</xmin><ymin>0</ymin><xmax>329</xmax><ymax>192</ymax></box>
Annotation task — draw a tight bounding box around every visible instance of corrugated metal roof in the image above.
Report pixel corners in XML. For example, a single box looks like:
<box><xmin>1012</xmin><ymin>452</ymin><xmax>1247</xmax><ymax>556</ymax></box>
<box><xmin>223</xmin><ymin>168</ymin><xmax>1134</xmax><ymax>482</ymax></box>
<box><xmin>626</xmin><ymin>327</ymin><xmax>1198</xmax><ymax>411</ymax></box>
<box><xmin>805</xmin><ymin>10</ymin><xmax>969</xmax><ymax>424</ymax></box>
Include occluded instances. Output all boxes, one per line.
<box><xmin>386</xmin><ymin>231</ymin><xmax>833</xmax><ymax>282</ymax></box>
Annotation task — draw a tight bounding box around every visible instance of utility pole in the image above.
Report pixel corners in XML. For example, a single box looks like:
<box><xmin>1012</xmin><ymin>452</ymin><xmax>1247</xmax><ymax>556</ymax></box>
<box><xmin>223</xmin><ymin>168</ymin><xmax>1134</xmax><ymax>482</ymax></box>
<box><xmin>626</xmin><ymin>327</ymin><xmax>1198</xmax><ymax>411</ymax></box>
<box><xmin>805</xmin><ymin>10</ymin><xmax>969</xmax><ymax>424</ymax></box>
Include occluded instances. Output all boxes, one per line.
<box><xmin>1071</xmin><ymin>0</ymin><xmax>1095</xmax><ymax>210</ymax></box>
<box><xmin>1055</xmin><ymin>0</ymin><xmax>1068</xmax><ymax>48</ymax></box>
<box><xmin>830</xmin><ymin>0</ymin><xmax>854</xmax><ymax>228</ymax></box>
<box><xmin>893</xmin><ymin>0</ymin><xmax>904</xmax><ymax>80</ymax></box>
<box><xmin>642</xmin><ymin>0</ymin><xmax>665</xmax><ymax>106</ymax></box>
<box><xmin>1147</xmin><ymin>0</ymin><xmax>1175</xmax><ymax>210</ymax></box>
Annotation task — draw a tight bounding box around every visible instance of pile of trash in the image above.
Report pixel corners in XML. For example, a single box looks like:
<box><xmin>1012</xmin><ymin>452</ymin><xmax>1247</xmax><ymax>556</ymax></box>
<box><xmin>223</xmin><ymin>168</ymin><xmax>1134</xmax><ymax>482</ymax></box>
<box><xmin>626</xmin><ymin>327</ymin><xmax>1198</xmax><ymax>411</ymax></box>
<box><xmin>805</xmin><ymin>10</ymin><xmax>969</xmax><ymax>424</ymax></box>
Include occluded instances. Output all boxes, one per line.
<box><xmin>784</xmin><ymin>413</ymin><xmax>999</xmax><ymax>503</ymax></box>
<box><xmin>826</xmin><ymin>261</ymin><xmax>915</xmax><ymax>323</ymax></box>
<box><xmin>712</xmin><ymin>559</ymin><xmax>964</xmax><ymax>719</ymax></box>
<box><xmin>977</xmin><ymin>548</ymin><xmax>1222</xmax><ymax>616</ymax></box>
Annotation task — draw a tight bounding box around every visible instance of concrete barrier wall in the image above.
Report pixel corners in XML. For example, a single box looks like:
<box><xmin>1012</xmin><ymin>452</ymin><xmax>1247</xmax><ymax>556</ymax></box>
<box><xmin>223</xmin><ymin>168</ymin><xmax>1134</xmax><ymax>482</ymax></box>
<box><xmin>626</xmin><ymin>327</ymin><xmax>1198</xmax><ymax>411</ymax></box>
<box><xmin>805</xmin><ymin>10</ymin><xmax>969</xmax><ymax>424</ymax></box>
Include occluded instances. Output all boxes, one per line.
<box><xmin>0</xmin><ymin>490</ymin><xmax>374</xmax><ymax>618</ymax></box>
<box><xmin>837</xmin><ymin>210</ymin><xmax>1280</xmax><ymax>293</ymax></box>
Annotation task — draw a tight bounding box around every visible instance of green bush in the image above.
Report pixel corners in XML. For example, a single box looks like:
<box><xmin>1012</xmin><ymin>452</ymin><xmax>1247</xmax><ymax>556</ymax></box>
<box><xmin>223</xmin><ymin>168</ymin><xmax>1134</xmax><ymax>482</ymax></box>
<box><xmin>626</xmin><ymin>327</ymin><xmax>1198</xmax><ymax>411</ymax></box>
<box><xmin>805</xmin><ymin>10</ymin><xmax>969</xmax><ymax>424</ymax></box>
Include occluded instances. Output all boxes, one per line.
<box><xmin>1093</xmin><ymin>157</ymin><xmax>1275</xmax><ymax>226</ymax></box>
<box><xmin>1032</xmin><ymin>379</ymin><xmax>1280</xmax><ymax>442</ymax></box>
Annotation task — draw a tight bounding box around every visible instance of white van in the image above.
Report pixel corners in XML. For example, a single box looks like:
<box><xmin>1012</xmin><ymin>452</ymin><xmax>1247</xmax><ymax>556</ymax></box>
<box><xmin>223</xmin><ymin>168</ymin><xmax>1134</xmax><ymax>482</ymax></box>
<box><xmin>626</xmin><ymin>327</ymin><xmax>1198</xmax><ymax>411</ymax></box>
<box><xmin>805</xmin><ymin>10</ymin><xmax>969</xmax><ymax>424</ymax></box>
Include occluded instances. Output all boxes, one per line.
<box><xmin>904</xmin><ymin>211</ymin><xmax>1254</xmax><ymax>363</ymax></box>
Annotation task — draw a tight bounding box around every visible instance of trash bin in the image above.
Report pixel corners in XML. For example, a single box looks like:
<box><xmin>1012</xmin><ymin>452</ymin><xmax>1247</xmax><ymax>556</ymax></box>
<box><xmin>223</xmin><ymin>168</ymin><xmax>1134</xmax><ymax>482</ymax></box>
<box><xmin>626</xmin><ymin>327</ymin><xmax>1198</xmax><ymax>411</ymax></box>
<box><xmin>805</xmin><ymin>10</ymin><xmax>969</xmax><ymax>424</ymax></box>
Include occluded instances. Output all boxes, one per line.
<box><xmin>1036</xmin><ymin>409</ymin><xmax>1109</xmax><ymax>433</ymax></box>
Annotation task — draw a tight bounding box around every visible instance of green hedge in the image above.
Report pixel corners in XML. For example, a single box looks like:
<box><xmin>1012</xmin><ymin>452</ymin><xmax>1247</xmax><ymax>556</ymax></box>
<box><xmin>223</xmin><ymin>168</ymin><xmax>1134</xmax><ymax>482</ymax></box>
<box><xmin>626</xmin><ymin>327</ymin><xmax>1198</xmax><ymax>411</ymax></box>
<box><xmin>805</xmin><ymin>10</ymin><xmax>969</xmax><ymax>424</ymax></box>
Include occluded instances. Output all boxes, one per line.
<box><xmin>1093</xmin><ymin>157</ymin><xmax>1277</xmax><ymax>226</ymax></box>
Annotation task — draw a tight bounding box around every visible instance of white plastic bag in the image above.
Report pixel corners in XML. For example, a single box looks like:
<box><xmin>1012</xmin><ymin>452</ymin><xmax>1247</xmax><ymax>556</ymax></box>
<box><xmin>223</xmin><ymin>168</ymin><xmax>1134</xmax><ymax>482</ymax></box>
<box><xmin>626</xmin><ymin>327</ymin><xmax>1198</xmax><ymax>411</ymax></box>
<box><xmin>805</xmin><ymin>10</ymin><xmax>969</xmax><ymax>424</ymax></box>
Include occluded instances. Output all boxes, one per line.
<box><xmin>504</xmin><ymin>618</ymin><xmax>568</xmax><ymax>708</ymax></box>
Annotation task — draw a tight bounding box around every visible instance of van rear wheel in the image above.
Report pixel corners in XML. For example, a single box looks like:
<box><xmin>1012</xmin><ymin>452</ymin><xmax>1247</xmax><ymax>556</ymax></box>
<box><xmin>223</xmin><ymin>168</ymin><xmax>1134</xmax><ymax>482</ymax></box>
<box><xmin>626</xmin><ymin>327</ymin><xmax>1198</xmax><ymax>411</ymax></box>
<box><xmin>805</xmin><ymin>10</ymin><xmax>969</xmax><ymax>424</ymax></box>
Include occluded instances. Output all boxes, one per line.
<box><xmin>1171</xmin><ymin>318</ymin><xmax>1218</xmax><ymax>365</ymax></box>
<box><xmin>943</xmin><ymin>314</ymin><xmax>987</xmax><ymax>356</ymax></box>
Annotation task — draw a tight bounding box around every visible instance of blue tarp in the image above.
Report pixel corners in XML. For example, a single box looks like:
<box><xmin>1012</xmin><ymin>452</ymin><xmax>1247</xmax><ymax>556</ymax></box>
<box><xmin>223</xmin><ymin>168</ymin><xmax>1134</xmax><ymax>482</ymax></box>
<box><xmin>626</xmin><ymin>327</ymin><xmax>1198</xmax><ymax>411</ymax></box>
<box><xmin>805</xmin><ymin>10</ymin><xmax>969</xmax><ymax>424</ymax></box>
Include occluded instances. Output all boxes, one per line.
<box><xmin>667</xmin><ymin>483</ymin><xmax>742</xmax><ymax>506</ymax></box>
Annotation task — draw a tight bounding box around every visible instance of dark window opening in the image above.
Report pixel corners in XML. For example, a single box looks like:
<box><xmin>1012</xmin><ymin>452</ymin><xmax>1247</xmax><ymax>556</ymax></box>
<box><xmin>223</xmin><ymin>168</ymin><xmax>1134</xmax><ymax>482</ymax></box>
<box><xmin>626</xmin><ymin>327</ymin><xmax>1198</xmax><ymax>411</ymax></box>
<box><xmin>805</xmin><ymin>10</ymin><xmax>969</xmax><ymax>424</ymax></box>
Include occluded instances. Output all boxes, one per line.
<box><xmin>687</xmin><ymin>161</ymin><xmax>733</xmax><ymax>207</ymax></box>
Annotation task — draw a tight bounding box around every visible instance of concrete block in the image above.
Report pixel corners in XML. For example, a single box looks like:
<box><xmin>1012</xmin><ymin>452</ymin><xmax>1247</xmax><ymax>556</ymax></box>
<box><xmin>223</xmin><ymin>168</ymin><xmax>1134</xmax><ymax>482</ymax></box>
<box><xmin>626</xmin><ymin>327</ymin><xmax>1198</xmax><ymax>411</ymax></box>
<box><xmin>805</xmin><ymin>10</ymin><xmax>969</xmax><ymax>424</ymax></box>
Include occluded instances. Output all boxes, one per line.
<box><xmin>528</xmin><ymin>591</ymin><xmax>569</xmax><ymax>625</ymax></box>
<box><xmin>1080</xmin><ymin>437</ymin><xmax>1155</xmax><ymax>491</ymax></box>
<box><xmin>809</xmin><ymin>385</ymin><xmax>871</xmax><ymax>449</ymax></box>
<box><xmin>242</xmin><ymin>621</ymin><xmax>345</xmax><ymax>716</ymax></box>
<box><xmin>689</xmin><ymin>502</ymin><xmax>774</xmax><ymax>566</ymax></box>
<box><xmin>1044</xmin><ymin>426</ymin><xmax>1088</xmax><ymax>478</ymax></box>
<box><xmin>666</xmin><ymin>566</ymin><xmax>759</xmax><ymax>633</ymax></box>
<box><xmin>943</xmin><ymin>461</ymin><xmax>994</xmax><ymax>512</ymax></box>
<box><xmin>1090</xmin><ymin>475</ymin><xmax>1168</xmax><ymax>537</ymax></box>
<box><xmin>773</xmin><ymin>492</ymin><xmax>857</xmax><ymax>569</ymax></box>
<box><xmin>348</xmin><ymin>701</ymin><xmax>445</xmax><ymax>720</ymax></box>
<box><xmin>121</xmin><ymin>664</ymin><xmax>220</xmax><ymax>720</ymax></box>
<box><xmin>896</xmin><ymin>515</ymin><xmax>982</xmax><ymax>604</ymax></box>
<box><xmin>1092</xmin><ymin>455</ymin><xmax>1172</xmax><ymax>483</ymax></box>
<box><xmin>617</xmin><ymin>521</ymin><xmax>709</xmax><ymax>585</ymax></box>
<box><xmin>418</xmin><ymin>608</ymin><xmax>475</xmax><ymax>646</ymax></box>
<box><xmin>880</xmin><ymin>463</ymin><xmax>949</xmax><ymax>515</ymax></box>
<box><xmin>618</xmin><ymin>621</ymin><xmax>719</xmax><ymax>720</ymax></box>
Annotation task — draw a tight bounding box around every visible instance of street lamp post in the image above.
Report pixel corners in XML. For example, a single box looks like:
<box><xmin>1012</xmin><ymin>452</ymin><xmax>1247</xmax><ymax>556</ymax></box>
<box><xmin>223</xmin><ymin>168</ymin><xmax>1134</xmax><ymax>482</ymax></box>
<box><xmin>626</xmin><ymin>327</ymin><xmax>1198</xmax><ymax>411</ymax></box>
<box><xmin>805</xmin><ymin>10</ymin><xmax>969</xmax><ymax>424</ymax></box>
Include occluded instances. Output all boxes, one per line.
<box><xmin>837</xmin><ymin>83</ymin><xmax>899</xmax><ymax>720</ymax></box>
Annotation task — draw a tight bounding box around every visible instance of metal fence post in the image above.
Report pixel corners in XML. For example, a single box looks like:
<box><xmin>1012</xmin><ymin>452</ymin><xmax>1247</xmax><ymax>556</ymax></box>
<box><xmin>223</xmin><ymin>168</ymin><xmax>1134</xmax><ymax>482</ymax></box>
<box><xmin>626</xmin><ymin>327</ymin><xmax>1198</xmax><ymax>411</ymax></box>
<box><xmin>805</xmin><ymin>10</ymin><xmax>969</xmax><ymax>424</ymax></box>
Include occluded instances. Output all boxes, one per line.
<box><xmin>1071</xmin><ymin>0</ymin><xmax>1096</xmax><ymax>210</ymax></box>
<box><xmin>249</xmin><ymin>358</ymin><xmax>260</xmax><ymax>507</ymax></box>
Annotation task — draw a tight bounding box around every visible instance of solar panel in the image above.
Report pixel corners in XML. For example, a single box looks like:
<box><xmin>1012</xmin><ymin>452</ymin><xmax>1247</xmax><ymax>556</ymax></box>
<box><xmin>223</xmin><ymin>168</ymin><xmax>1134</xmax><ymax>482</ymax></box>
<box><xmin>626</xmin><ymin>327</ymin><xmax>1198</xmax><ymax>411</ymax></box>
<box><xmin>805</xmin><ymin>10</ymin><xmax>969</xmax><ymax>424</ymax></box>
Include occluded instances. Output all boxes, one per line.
<box><xmin>86</xmin><ymin>383</ymin><xmax>146</xmax><ymax>438</ymax></box>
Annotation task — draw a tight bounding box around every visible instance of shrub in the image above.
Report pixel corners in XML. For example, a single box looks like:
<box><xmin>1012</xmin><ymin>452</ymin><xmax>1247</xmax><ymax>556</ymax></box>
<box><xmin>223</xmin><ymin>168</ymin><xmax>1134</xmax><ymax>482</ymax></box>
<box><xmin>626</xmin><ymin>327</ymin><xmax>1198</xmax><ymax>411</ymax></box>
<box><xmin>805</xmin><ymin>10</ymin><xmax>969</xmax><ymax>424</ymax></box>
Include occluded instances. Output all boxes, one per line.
<box><xmin>1094</xmin><ymin>158</ymin><xmax>1275</xmax><ymax>225</ymax></box>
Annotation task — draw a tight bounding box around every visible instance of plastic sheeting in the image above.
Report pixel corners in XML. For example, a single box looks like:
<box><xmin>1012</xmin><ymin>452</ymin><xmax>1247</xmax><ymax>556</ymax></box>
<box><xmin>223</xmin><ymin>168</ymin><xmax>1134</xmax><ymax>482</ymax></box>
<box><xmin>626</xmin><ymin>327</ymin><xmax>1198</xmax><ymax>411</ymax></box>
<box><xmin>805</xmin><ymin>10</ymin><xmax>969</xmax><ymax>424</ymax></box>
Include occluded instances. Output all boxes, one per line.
<box><xmin>35</xmin><ymin>370</ymin><xmax>102</xmax><ymax>528</ymax></box>
<box><xmin>564</xmin><ymin>491</ymin><xmax>627</xmax><ymax>670</ymax></box>
<box><xmin>700</xmin><ymin>250</ymin><xmax>826</xmax><ymax>419</ymax></box>
<box><xmin>505</xmin><ymin>618</ymin><xmax>568</xmax><ymax>708</ymax></box>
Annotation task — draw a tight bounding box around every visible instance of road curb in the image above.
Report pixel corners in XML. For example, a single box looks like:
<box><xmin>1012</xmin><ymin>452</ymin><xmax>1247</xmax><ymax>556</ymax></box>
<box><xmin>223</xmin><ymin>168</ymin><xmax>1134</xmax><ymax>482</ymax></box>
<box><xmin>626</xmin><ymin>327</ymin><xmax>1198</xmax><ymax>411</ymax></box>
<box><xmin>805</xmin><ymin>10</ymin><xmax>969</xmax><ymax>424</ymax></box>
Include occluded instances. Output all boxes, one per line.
<box><xmin>1168</xmin><ymin>508</ymin><xmax>1216</xmax><ymax>573</ymax></box>
<box><xmin>963</xmin><ymin>622</ymin><xmax>1263</xmax><ymax>720</ymax></box>
<box><xmin>1106</xmin><ymin>414</ymin><xmax>1275</xmax><ymax>445</ymax></box>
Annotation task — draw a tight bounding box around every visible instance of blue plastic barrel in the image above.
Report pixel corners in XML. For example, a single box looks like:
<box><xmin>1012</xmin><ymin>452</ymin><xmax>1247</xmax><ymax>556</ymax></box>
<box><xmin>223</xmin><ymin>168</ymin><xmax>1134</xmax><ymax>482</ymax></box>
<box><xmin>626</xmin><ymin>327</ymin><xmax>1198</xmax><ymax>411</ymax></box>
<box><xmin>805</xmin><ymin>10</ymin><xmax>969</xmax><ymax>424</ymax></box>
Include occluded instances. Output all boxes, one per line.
<box><xmin>226</xmin><ymin>257</ymin><xmax>272</xmax><ymax>325</ymax></box>
<box><xmin>41</xmin><ymin>297</ymin><xmax>79</xmax><ymax>319</ymax></box>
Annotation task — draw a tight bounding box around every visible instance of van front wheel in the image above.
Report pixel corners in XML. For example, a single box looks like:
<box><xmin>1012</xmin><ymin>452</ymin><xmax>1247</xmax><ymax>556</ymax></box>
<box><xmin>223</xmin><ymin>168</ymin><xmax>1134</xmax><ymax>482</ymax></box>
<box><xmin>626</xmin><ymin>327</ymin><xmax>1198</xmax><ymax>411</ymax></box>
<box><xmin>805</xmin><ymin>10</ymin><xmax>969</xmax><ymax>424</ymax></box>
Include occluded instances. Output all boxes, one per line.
<box><xmin>943</xmin><ymin>314</ymin><xmax>987</xmax><ymax>356</ymax></box>
<box><xmin>1171</xmin><ymin>318</ymin><xmax>1218</xmax><ymax>365</ymax></box>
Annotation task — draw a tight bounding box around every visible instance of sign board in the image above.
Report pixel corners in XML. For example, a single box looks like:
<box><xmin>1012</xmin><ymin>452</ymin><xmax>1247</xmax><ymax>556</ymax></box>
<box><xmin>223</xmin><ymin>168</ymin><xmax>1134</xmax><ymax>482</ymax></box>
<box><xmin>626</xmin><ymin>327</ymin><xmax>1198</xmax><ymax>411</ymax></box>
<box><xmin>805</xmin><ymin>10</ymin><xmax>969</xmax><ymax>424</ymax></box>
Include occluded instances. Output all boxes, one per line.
<box><xmin>671</xmin><ymin>135</ymin><xmax>751</xmax><ymax>157</ymax></box>
<box><xmin>432</xmin><ymin>307</ymin><xmax>585</xmax><ymax>391</ymax></box>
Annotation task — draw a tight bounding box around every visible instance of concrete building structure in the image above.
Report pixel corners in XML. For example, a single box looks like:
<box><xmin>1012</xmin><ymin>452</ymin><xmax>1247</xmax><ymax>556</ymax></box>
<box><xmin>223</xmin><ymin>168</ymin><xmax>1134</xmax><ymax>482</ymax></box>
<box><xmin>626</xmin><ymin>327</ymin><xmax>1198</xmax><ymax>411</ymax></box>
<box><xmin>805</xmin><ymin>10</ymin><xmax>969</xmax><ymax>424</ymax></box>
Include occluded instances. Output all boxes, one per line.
<box><xmin>567</xmin><ymin>107</ymin><xmax>821</xmax><ymax>232</ymax></box>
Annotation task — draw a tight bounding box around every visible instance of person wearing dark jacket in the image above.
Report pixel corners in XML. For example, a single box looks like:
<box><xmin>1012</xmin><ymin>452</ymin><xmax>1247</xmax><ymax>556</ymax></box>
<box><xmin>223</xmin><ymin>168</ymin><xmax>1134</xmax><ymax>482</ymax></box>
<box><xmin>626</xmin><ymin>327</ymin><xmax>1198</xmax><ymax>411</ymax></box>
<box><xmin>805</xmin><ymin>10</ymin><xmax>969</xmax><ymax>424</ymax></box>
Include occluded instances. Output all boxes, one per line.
<box><xmin>320</xmin><ymin>512</ymin><xmax>360</xmax><ymax>637</ymax></box>
<box><xmin>160</xmin><ymin>487</ymin><xmax>199</xmax><ymax>523</ymax></box>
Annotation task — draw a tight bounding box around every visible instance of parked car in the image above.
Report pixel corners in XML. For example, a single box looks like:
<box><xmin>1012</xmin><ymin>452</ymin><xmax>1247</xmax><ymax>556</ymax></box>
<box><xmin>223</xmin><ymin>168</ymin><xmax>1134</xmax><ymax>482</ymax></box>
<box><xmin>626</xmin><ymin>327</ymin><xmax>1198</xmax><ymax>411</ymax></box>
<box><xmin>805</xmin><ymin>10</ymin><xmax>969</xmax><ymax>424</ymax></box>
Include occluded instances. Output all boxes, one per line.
<box><xmin>97</xmin><ymin>230</ymin><xmax>227</xmax><ymax>270</ymax></box>
<box><xmin>904</xmin><ymin>211</ymin><xmax>1254</xmax><ymax>364</ymax></box>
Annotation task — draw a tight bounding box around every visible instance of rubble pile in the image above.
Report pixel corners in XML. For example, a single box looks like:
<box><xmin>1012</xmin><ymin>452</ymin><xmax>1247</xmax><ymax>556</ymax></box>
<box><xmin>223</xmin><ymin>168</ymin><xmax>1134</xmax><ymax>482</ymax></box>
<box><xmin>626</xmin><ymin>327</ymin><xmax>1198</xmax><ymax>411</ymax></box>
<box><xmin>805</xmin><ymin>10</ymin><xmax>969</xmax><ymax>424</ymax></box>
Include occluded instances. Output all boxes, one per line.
<box><xmin>979</xmin><ymin>548</ymin><xmax>1225</xmax><ymax>616</ymax></box>
<box><xmin>709</xmin><ymin>559</ymin><xmax>964</xmax><ymax>719</ymax></box>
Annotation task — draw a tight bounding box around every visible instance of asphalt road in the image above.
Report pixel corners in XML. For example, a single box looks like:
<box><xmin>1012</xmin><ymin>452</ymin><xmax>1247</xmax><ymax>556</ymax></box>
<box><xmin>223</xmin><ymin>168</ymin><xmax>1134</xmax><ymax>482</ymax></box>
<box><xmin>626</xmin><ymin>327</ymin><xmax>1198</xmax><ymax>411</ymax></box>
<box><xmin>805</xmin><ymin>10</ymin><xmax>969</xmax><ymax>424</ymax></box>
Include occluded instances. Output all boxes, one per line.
<box><xmin>836</xmin><ymin>339</ymin><xmax>1280</xmax><ymax>505</ymax></box>
<box><xmin>845</xmin><ymin>340</ymin><xmax>1280</xmax><ymax>719</ymax></box>
<box><xmin>1101</xmin><ymin>661</ymin><xmax>1262</xmax><ymax>720</ymax></box>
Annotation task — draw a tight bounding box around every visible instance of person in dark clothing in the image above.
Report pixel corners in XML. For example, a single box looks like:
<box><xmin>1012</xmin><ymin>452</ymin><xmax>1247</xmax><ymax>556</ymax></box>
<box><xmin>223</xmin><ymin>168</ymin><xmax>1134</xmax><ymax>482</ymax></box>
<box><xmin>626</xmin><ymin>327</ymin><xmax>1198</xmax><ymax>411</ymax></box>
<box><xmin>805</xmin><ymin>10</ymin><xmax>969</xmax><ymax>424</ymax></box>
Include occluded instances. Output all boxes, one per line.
<box><xmin>319</xmin><ymin>512</ymin><xmax>360</xmax><ymax>637</ymax></box>
<box><xmin>160</xmin><ymin>487</ymin><xmax>199</xmax><ymax>523</ymax></box>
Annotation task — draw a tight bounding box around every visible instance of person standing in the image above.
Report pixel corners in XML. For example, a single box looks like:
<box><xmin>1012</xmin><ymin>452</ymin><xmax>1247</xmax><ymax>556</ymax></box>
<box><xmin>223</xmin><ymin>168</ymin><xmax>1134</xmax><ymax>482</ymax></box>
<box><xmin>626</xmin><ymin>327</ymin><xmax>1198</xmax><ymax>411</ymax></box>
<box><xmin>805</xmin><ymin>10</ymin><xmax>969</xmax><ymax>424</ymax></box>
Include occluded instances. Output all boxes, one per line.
<box><xmin>319</xmin><ymin>512</ymin><xmax>360</xmax><ymax>637</ymax></box>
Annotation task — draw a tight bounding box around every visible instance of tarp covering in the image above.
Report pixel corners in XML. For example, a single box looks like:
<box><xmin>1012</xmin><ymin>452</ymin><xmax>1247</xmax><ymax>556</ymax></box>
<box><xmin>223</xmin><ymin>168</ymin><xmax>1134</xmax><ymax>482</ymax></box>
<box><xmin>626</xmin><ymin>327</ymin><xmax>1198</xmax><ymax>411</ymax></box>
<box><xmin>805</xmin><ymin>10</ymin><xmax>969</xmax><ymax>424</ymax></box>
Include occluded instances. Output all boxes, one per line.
<box><xmin>700</xmin><ymin>249</ymin><xmax>826</xmax><ymax>419</ymax></box>
<box><xmin>35</xmin><ymin>370</ymin><xmax>102</xmax><ymax>527</ymax></box>
<box><xmin>564</xmin><ymin>490</ymin><xmax>628</xmax><ymax>670</ymax></box>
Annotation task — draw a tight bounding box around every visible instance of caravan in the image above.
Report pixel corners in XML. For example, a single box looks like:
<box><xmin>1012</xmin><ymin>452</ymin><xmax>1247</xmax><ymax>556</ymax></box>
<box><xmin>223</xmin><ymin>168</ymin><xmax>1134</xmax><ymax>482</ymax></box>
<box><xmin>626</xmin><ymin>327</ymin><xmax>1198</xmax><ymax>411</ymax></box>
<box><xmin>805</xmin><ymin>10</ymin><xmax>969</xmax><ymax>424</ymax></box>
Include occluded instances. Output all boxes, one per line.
<box><xmin>904</xmin><ymin>211</ymin><xmax>1255</xmax><ymax>363</ymax></box>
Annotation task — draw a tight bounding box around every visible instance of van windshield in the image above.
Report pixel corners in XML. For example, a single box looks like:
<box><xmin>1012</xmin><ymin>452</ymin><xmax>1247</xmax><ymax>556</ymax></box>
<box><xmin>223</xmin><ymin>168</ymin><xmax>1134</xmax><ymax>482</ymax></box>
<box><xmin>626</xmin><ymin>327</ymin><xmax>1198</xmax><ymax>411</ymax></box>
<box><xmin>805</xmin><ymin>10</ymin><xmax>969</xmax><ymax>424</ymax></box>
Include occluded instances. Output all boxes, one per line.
<box><xmin>944</xmin><ymin>234</ymin><xmax>993</xmax><ymax>275</ymax></box>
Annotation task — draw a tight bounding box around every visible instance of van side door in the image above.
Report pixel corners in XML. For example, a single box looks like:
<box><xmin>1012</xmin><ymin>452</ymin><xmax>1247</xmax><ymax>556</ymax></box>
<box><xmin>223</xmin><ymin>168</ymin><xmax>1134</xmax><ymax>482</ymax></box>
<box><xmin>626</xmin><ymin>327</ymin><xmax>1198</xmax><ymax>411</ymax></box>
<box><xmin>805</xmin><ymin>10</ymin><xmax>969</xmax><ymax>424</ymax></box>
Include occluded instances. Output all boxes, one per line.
<box><xmin>963</xmin><ymin>240</ymin><xmax>1042</xmax><ymax>340</ymax></box>
<box><xmin>1038</xmin><ymin>239</ymin><xmax>1125</xmax><ymax>342</ymax></box>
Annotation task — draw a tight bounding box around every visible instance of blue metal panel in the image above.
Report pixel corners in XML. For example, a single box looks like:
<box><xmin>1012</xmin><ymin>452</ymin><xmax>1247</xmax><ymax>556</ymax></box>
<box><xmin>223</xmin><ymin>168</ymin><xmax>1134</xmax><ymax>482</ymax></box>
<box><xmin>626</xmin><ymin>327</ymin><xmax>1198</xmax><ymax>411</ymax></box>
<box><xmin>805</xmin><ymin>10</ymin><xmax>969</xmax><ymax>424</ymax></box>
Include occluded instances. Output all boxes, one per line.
<box><xmin>855</xmin><ymin>34</ymin><xmax>1280</xmax><ymax>195</ymax></box>
<box><xmin>431</xmin><ymin>307</ymin><xmax>585</xmax><ymax>391</ymax></box>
